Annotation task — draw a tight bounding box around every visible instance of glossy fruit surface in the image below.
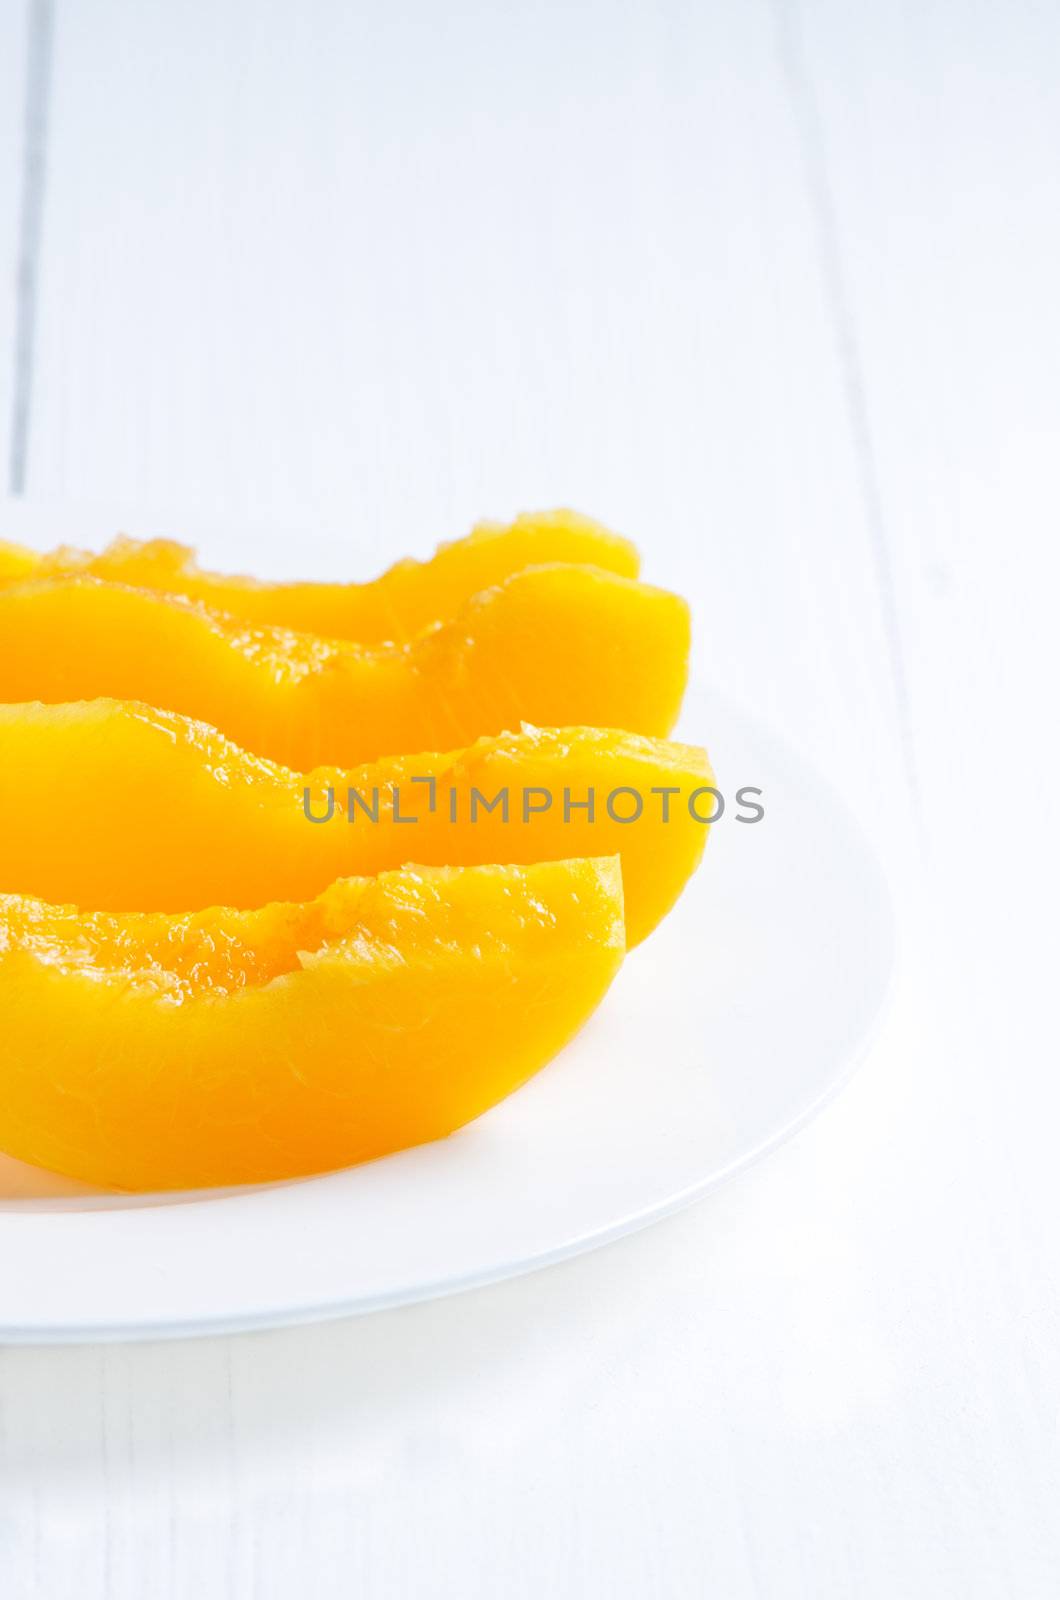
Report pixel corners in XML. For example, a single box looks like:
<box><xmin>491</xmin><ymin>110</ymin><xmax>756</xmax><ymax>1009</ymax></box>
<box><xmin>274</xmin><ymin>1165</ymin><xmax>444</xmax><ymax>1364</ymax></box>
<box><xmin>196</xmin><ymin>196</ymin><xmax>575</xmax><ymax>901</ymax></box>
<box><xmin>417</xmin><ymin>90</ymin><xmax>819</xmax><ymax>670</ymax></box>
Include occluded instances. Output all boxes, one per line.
<box><xmin>0</xmin><ymin>858</ymin><xmax>624</xmax><ymax>1190</ymax></box>
<box><xmin>0</xmin><ymin>564</ymin><xmax>689</xmax><ymax>768</ymax></box>
<box><xmin>0</xmin><ymin>700</ymin><xmax>711</xmax><ymax>948</ymax></box>
<box><xmin>0</xmin><ymin>509</ymin><xmax>638</xmax><ymax>641</ymax></box>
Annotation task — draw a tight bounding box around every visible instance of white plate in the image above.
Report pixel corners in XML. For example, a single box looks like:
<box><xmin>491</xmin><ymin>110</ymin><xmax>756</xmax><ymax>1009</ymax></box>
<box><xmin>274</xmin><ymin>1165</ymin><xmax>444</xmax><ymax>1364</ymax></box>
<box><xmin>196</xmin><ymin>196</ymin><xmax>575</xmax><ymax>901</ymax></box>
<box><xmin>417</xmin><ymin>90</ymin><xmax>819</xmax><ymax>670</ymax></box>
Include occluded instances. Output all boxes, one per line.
<box><xmin>0</xmin><ymin>506</ymin><xmax>894</xmax><ymax>1342</ymax></box>
<box><xmin>0</xmin><ymin>691</ymin><xmax>894</xmax><ymax>1343</ymax></box>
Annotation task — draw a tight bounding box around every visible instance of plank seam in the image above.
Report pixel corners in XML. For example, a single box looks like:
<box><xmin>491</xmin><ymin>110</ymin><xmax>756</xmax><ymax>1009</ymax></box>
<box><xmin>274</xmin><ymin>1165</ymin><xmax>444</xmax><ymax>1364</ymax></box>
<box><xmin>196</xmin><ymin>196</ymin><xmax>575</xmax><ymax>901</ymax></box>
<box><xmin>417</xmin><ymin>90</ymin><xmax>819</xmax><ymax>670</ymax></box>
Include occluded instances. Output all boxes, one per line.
<box><xmin>770</xmin><ymin>0</ymin><xmax>921</xmax><ymax>812</ymax></box>
<box><xmin>8</xmin><ymin>0</ymin><xmax>54</xmax><ymax>496</ymax></box>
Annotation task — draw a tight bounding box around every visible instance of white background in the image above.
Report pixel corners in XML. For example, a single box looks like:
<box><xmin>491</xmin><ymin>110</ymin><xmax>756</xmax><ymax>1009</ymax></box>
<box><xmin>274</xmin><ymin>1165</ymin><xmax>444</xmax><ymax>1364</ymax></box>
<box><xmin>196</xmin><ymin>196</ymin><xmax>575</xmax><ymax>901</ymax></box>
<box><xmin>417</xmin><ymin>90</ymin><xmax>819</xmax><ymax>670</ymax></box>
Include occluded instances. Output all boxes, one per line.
<box><xmin>1</xmin><ymin>1</ymin><xmax>1058</xmax><ymax>1594</ymax></box>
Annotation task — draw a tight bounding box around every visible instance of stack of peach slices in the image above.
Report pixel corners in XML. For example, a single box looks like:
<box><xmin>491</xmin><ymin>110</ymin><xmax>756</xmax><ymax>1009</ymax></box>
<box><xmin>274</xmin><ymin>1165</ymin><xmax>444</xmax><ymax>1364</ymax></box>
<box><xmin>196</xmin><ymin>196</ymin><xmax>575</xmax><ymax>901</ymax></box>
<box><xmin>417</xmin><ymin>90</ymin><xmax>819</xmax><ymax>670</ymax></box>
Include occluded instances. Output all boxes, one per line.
<box><xmin>0</xmin><ymin>511</ymin><xmax>712</xmax><ymax>1192</ymax></box>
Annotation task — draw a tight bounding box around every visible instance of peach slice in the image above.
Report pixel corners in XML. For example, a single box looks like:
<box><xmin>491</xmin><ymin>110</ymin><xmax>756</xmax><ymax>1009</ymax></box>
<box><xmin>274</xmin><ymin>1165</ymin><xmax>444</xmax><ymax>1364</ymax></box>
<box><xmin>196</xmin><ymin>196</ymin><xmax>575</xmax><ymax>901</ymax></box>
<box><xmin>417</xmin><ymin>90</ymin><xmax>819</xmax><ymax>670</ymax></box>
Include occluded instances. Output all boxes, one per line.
<box><xmin>0</xmin><ymin>859</ymin><xmax>624</xmax><ymax>1191</ymax></box>
<box><xmin>0</xmin><ymin>700</ymin><xmax>712</xmax><ymax>948</ymax></box>
<box><xmin>0</xmin><ymin>563</ymin><xmax>690</xmax><ymax>768</ymax></box>
<box><xmin>0</xmin><ymin>509</ymin><xmax>638</xmax><ymax>641</ymax></box>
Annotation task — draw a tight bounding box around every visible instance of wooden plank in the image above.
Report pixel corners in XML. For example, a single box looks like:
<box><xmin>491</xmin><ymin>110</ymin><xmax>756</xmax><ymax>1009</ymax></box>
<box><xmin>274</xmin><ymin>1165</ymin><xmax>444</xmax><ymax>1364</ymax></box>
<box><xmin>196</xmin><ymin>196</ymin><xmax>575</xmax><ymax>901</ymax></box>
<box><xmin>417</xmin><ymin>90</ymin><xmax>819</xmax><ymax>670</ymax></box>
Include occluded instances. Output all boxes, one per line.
<box><xmin>790</xmin><ymin>1</ymin><xmax>1060</xmax><ymax>1584</ymax></box>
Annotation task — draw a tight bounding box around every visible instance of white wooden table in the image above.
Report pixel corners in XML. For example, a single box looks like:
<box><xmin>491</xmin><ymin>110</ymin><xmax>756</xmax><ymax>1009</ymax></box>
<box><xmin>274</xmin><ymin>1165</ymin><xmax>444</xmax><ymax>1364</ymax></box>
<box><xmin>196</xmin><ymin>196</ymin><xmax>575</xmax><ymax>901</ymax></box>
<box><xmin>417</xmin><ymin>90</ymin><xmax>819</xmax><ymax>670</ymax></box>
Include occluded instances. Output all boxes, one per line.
<box><xmin>1</xmin><ymin>2</ymin><xmax>1058</xmax><ymax>1594</ymax></box>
